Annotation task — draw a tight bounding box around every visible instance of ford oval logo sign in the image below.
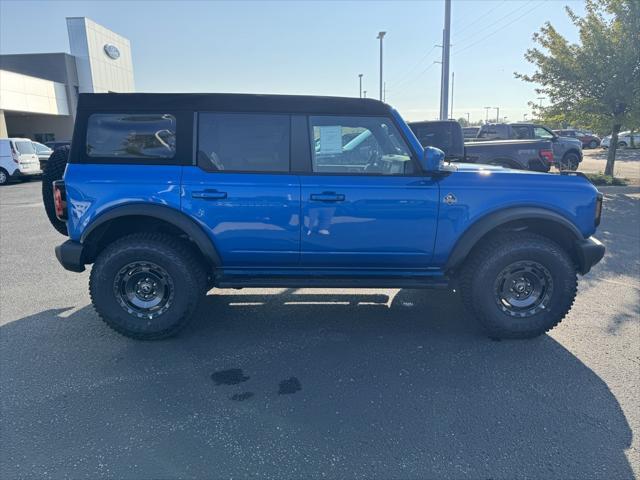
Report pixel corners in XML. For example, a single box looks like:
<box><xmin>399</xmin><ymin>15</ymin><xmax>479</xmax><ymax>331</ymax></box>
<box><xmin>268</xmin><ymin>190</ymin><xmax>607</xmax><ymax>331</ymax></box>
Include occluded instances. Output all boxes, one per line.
<box><xmin>103</xmin><ymin>44</ymin><xmax>120</xmax><ymax>60</ymax></box>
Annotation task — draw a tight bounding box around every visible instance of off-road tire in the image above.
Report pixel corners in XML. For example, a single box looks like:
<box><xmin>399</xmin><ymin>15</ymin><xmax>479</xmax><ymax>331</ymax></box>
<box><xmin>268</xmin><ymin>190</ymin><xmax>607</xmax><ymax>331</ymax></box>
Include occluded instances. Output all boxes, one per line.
<box><xmin>89</xmin><ymin>233</ymin><xmax>207</xmax><ymax>340</ymax></box>
<box><xmin>41</xmin><ymin>146</ymin><xmax>69</xmax><ymax>235</ymax></box>
<box><xmin>459</xmin><ymin>232</ymin><xmax>577</xmax><ymax>339</ymax></box>
<box><xmin>0</xmin><ymin>168</ymin><xmax>9</xmax><ymax>185</ymax></box>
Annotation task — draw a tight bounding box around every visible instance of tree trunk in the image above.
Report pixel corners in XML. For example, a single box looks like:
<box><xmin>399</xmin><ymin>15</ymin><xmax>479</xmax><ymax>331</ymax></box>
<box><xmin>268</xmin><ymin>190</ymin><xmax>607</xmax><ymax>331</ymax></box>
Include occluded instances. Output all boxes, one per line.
<box><xmin>604</xmin><ymin>123</ymin><xmax>621</xmax><ymax>176</ymax></box>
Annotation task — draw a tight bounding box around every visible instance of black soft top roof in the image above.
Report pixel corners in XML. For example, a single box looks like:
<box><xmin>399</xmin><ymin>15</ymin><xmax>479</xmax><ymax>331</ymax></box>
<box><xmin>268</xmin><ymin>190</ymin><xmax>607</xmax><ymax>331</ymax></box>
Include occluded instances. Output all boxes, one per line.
<box><xmin>77</xmin><ymin>93</ymin><xmax>392</xmax><ymax>116</ymax></box>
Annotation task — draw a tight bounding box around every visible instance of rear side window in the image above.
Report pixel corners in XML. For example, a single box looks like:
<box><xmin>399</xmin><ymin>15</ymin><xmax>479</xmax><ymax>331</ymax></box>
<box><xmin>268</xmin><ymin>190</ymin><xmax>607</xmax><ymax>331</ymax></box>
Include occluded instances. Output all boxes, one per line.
<box><xmin>86</xmin><ymin>114</ymin><xmax>176</xmax><ymax>159</ymax></box>
<box><xmin>14</xmin><ymin>141</ymin><xmax>35</xmax><ymax>154</ymax></box>
<box><xmin>197</xmin><ymin>113</ymin><xmax>290</xmax><ymax>172</ymax></box>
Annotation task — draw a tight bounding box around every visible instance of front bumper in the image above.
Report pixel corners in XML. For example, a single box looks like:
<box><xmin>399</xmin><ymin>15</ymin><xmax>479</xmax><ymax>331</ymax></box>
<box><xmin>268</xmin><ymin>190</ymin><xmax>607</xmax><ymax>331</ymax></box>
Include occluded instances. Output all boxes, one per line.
<box><xmin>575</xmin><ymin>236</ymin><xmax>605</xmax><ymax>275</ymax></box>
<box><xmin>55</xmin><ymin>240</ymin><xmax>86</xmax><ymax>272</ymax></box>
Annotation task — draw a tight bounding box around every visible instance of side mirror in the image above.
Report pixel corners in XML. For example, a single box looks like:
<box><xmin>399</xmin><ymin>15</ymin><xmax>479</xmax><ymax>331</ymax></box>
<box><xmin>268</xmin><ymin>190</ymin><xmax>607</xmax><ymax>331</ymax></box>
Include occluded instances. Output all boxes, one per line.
<box><xmin>419</xmin><ymin>146</ymin><xmax>445</xmax><ymax>172</ymax></box>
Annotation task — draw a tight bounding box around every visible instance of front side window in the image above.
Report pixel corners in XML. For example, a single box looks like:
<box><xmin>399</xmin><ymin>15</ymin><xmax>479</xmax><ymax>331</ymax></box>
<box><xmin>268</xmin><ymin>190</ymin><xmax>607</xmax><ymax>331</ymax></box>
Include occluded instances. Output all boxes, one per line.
<box><xmin>197</xmin><ymin>113</ymin><xmax>290</xmax><ymax>172</ymax></box>
<box><xmin>309</xmin><ymin>116</ymin><xmax>414</xmax><ymax>175</ymax></box>
<box><xmin>86</xmin><ymin>114</ymin><xmax>176</xmax><ymax>159</ymax></box>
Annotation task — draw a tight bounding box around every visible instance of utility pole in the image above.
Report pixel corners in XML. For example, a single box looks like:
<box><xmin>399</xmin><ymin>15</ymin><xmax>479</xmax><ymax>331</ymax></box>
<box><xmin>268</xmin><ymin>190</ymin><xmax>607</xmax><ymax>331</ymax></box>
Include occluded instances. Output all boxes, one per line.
<box><xmin>358</xmin><ymin>74</ymin><xmax>363</xmax><ymax>98</ymax></box>
<box><xmin>494</xmin><ymin>106</ymin><xmax>500</xmax><ymax>123</ymax></box>
<box><xmin>383</xmin><ymin>82</ymin><xmax>387</xmax><ymax>102</ymax></box>
<box><xmin>523</xmin><ymin>113</ymin><xmax>528</xmax><ymax>121</ymax></box>
<box><xmin>377</xmin><ymin>31</ymin><xmax>386</xmax><ymax>101</ymax></box>
<box><xmin>466</xmin><ymin>112</ymin><xmax>470</xmax><ymax>123</ymax></box>
<box><xmin>363</xmin><ymin>90</ymin><xmax>367</xmax><ymax>98</ymax></box>
<box><xmin>449</xmin><ymin>72</ymin><xmax>455</xmax><ymax>119</ymax></box>
<box><xmin>484</xmin><ymin>106</ymin><xmax>491</xmax><ymax>123</ymax></box>
<box><xmin>439</xmin><ymin>0</ymin><xmax>451</xmax><ymax>120</ymax></box>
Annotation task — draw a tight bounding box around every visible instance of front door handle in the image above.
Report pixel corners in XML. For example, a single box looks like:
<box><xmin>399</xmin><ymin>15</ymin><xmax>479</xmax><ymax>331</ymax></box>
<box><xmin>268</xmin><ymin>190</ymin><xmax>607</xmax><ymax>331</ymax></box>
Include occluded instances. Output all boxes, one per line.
<box><xmin>192</xmin><ymin>190</ymin><xmax>227</xmax><ymax>200</ymax></box>
<box><xmin>310</xmin><ymin>192</ymin><xmax>345</xmax><ymax>202</ymax></box>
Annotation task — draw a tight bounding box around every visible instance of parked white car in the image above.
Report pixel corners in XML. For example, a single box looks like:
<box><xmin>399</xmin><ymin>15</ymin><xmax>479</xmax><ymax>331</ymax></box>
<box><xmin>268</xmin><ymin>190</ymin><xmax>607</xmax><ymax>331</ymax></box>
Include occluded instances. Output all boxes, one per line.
<box><xmin>32</xmin><ymin>141</ymin><xmax>54</xmax><ymax>170</ymax></box>
<box><xmin>0</xmin><ymin>138</ymin><xmax>42</xmax><ymax>185</ymax></box>
<box><xmin>601</xmin><ymin>131</ymin><xmax>640</xmax><ymax>148</ymax></box>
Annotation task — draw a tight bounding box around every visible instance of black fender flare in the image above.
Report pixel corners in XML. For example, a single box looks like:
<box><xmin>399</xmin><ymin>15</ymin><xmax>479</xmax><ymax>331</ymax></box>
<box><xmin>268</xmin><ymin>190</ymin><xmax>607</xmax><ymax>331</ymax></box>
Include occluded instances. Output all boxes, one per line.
<box><xmin>80</xmin><ymin>203</ymin><xmax>222</xmax><ymax>266</ymax></box>
<box><xmin>444</xmin><ymin>207</ymin><xmax>583</xmax><ymax>272</ymax></box>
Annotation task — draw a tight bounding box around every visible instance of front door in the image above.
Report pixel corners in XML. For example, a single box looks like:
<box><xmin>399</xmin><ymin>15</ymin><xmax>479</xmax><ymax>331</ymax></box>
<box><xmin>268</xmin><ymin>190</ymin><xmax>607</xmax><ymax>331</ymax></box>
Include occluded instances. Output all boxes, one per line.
<box><xmin>300</xmin><ymin>115</ymin><xmax>439</xmax><ymax>268</ymax></box>
<box><xmin>182</xmin><ymin>113</ymin><xmax>300</xmax><ymax>267</ymax></box>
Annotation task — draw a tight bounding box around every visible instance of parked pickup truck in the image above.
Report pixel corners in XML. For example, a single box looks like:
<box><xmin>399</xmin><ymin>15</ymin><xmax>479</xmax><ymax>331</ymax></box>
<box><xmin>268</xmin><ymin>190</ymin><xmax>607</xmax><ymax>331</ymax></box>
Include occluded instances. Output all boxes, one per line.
<box><xmin>409</xmin><ymin>120</ymin><xmax>554</xmax><ymax>171</ymax></box>
<box><xmin>43</xmin><ymin>93</ymin><xmax>604</xmax><ymax>341</ymax></box>
<box><xmin>475</xmin><ymin>123</ymin><xmax>583</xmax><ymax>170</ymax></box>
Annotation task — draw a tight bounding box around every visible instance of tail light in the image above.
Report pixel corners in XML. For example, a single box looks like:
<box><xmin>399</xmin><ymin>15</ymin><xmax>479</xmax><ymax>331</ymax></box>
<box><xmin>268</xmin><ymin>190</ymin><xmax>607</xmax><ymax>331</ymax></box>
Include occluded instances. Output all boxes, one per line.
<box><xmin>9</xmin><ymin>142</ymin><xmax>19</xmax><ymax>163</ymax></box>
<box><xmin>539</xmin><ymin>148</ymin><xmax>554</xmax><ymax>164</ymax></box>
<box><xmin>595</xmin><ymin>192</ymin><xmax>603</xmax><ymax>226</ymax></box>
<box><xmin>53</xmin><ymin>180</ymin><xmax>67</xmax><ymax>221</ymax></box>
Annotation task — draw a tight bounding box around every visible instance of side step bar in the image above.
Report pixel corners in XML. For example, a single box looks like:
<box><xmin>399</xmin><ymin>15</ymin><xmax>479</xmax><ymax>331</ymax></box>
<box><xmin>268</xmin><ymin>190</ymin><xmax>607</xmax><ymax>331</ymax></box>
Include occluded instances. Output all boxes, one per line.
<box><xmin>215</xmin><ymin>276</ymin><xmax>450</xmax><ymax>289</ymax></box>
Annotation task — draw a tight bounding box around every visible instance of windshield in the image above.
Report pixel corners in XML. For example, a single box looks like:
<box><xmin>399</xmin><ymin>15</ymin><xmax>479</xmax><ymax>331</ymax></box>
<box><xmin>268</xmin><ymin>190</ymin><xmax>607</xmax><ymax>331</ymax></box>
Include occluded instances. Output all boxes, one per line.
<box><xmin>14</xmin><ymin>141</ymin><xmax>35</xmax><ymax>155</ymax></box>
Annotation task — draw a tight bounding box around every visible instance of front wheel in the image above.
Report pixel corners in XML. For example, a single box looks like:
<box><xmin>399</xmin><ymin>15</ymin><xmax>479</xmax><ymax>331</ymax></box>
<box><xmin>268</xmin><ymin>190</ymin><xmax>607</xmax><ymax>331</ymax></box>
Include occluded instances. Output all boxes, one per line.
<box><xmin>459</xmin><ymin>232</ymin><xmax>577</xmax><ymax>339</ymax></box>
<box><xmin>558</xmin><ymin>152</ymin><xmax>579</xmax><ymax>171</ymax></box>
<box><xmin>89</xmin><ymin>233</ymin><xmax>207</xmax><ymax>340</ymax></box>
<box><xmin>0</xmin><ymin>168</ymin><xmax>9</xmax><ymax>185</ymax></box>
<box><xmin>588</xmin><ymin>140</ymin><xmax>598</xmax><ymax>149</ymax></box>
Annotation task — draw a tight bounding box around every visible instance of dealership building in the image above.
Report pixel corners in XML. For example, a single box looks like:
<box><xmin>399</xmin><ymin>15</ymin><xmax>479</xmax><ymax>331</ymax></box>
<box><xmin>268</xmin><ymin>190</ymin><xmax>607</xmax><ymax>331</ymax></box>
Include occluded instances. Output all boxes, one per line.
<box><xmin>0</xmin><ymin>17</ymin><xmax>134</xmax><ymax>142</ymax></box>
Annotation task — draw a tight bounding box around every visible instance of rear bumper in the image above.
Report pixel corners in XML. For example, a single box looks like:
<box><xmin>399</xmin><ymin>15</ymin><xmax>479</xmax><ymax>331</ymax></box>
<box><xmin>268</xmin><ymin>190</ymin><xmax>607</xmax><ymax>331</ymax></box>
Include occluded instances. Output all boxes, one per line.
<box><xmin>55</xmin><ymin>240</ymin><xmax>86</xmax><ymax>272</ymax></box>
<box><xmin>575</xmin><ymin>236</ymin><xmax>605</xmax><ymax>275</ymax></box>
<box><xmin>11</xmin><ymin>168</ymin><xmax>42</xmax><ymax>178</ymax></box>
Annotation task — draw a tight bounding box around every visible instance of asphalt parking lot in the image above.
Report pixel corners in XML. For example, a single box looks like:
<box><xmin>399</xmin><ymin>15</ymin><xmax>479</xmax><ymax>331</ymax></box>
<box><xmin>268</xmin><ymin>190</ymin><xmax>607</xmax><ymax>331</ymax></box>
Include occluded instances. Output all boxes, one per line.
<box><xmin>1</xmin><ymin>180</ymin><xmax>639</xmax><ymax>479</ymax></box>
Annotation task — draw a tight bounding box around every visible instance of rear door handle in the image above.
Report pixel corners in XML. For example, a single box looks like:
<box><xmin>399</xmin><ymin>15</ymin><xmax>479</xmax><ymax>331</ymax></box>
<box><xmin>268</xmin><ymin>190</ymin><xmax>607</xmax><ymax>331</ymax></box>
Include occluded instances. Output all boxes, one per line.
<box><xmin>310</xmin><ymin>192</ymin><xmax>345</xmax><ymax>202</ymax></box>
<box><xmin>192</xmin><ymin>190</ymin><xmax>227</xmax><ymax>200</ymax></box>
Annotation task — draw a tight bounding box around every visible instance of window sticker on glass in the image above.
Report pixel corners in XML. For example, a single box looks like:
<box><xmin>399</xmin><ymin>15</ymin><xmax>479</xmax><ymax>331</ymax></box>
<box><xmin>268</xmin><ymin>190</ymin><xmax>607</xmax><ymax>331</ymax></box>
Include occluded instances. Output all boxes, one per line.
<box><xmin>318</xmin><ymin>126</ymin><xmax>343</xmax><ymax>154</ymax></box>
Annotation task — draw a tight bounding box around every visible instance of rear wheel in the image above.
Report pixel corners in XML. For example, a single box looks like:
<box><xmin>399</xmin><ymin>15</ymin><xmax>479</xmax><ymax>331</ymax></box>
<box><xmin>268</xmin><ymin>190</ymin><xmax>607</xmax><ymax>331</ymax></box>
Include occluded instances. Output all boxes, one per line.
<box><xmin>459</xmin><ymin>232</ymin><xmax>577</xmax><ymax>339</ymax></box>
<box><xmin>41</xmin><ymin>146</ymin><xmax>69</xmax><ymax>235</ymax></box>
<box><xmin>588</xmin><ymin>140</ymin><xmax>598</xmax><ymax>149</ymax></box>
<box><xmin>0</xmin><ymin>168</ymin><xmax>9</xmax><ymax>185</ymax></box>
<box><xmin>89</xmin><ymin>233</ymin><xmax>207</xmax><ymax>340</ymax></box>
<box><xmin>618</xmin><ymin>141</ymin><xmax>628</xmax><ymax>148</ymax></box>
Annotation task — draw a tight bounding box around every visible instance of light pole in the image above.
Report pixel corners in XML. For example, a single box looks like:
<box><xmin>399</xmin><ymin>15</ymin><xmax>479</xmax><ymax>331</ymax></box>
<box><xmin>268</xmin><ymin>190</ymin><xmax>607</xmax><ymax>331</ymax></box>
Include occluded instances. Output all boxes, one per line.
<box><xmin>363</xmin><ymin>90</ymin><xmax>367</xmax><ymax>99</ymax></box>
<box><xmin>523</xmin><ymin>113</ymin><xmax>528</xmax><ymax>121</ymax></box>
<box><xmin>358</xmin><ymin>74</ymin><xmax>363</xmax><ymax>98</ymax></box>
<box><xmin>494</xmin><ymin>107</ymin><xmax>500</xmax><ymax>123</ymax></box>
<box><xmin>466</xmin><ymin>112</ymin><xmax>470</xmax><ymax>124</ymax></box>
<box><xmin>484</xmin><ymin>106</ymin><xmax>491</xmax><ymax>123</ymax></box>
<box><xmin>537</xmin><ymin>97</ymin><xmax>545</xmax><ymax>108</ymax></box>
<box><xmin>377</xmin><ymin>31</ymin><xmax>386</xmax><ymax>101</ymax></box>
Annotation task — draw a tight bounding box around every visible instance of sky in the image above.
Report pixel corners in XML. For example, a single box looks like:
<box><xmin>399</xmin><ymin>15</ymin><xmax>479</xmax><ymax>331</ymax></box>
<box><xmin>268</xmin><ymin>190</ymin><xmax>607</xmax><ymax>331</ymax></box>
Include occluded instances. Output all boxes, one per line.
<box><xmin>0</xmin><ymin>0</ymin><xmax>585</xmax><ymax>123</ymax></box>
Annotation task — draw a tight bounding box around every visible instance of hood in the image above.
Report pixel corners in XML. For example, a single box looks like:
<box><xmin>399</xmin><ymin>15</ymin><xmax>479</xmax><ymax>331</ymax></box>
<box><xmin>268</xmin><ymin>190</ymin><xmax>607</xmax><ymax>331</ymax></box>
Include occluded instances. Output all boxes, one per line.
<box><xmin>559</xmin><ymin>136</ymin><xmax>583</xmax><ymax>147</ymax></box>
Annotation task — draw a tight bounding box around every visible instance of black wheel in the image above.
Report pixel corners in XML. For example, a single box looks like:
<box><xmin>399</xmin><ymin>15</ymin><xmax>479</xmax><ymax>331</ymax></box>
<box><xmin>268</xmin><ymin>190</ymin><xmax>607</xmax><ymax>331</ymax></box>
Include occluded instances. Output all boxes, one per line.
<box><xmin>89</xmin><ymin>233</ymin><xmax>207</xmax><ymax>340</ymax></box>
<box><xmin>459</xmin><ymin>232</ymin><xmax>577</xmax><ymax>339</ymax></box>
<box><xmin>0</xmin><ymin>168</ymin><xmax>9</xmax><ymax>185</ymax></box>
<box><xmin>558</xmin><ymin>152</ymin><xmax>579</xmax><ymax>171</ymax></box>
<box><xmin>588</xmin><ymin>140</ymin><xmax>598</xmax><ymax>149</ymax></box>
<box><xmin>618</xmin><ymin>141</ymin><xmax>627</xmax><ymax>148</ymax></box>
<box><xmin>41</xmin><ymin>146</ymin><xmax>69</xmax><ymax>235</ymax></box>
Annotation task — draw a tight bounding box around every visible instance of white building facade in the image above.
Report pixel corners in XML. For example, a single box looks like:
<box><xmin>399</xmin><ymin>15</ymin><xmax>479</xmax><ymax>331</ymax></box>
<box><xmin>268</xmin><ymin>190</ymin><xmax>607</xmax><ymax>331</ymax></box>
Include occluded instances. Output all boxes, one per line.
<box><xmin>0</xmin><ymin>17</ymin><xmax>134</xmax><ymax>141</ymax></box>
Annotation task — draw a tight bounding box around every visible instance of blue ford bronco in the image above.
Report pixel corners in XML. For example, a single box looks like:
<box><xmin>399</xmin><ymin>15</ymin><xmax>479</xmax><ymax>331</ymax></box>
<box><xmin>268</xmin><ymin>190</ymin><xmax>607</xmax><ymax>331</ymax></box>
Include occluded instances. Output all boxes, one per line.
<box><xmin>43</xmin><ymin>93</ymin><xmax>605</xmax><ymax>340</ymax></box>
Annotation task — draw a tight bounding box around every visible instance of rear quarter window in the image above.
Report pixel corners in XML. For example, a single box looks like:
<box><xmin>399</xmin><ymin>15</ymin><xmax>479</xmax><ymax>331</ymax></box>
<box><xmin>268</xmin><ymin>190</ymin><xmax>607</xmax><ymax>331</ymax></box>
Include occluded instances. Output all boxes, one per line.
<box><xmin>86</xmin><ymin>114</ymin><xmax>176</xmax><ymax>159</ymax></box>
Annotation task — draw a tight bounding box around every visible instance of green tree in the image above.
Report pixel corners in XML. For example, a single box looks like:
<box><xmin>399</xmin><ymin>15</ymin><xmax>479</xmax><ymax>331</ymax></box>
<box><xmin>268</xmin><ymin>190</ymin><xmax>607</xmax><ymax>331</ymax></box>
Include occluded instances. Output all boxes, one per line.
<box><xmin>516</xmin><ymin>0</ymin><xmax>640</xmax><ymax>175</ymax></box>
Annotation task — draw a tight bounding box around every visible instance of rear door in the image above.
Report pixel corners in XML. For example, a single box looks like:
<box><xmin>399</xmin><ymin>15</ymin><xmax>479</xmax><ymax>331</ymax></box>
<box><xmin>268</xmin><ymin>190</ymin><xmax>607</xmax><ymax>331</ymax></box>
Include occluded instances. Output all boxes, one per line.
<box><xmin>181</xmin><ymin>113</ymin><xmax>300</xmax><ymax>267</ymax></box>
<box><xmin>12</xmin><ymin>140</ymin><xmax>40</xmax><ymax>173</ymax></box>
<box><xmin>299</xmin><ymin>115</ymin><xmax>439</xmax><ymax>268</ymax></box>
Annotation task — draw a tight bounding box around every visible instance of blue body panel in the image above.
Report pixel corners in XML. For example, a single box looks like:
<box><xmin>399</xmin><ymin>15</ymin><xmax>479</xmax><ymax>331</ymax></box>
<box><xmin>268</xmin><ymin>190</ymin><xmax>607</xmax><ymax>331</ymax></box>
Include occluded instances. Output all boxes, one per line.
<box><xmin>63</xmin><ymin>164</ymin><xmax>182</xmax><ymax>241</ymax></box>
<box><xmin>432</xmin><ymin>165</ymin><xmax>599</xmax><ymax>266</ymax></box>
<box><xmin>181</xmin><ymin>167</ymin><xmax>300</xmax><ymax>266</ymax></box>
<box><xmin>300</xmin><ymin>175</ymin><xmax>439</xmax><ymax>267</ymax></box>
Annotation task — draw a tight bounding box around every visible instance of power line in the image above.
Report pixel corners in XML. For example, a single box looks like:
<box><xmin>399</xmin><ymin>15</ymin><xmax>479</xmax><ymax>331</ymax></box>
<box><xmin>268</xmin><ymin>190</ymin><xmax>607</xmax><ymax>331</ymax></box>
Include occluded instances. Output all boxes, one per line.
<box><xmin>387</xmin><ymin>45</ymin><xmax>438</xmax><ymax>89</ymax></box>
<box><xmin>453</xmin><ymin>0</ymin><xmax>537</xmax><ymax>47</ymax></box>
<box><xmin>453</xmin><ymin>0</ymin><xmax>548</xmax><ymax>57</ymax></box>
<box><xmin>453</xmin><ymin>0</ymin><xmax>508</xmax><ymax>34</ymax></box>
